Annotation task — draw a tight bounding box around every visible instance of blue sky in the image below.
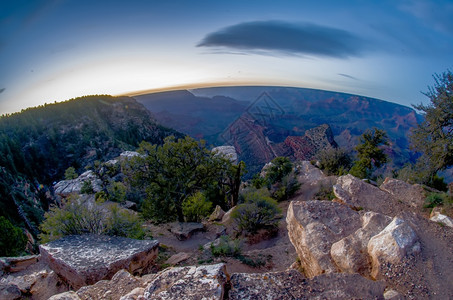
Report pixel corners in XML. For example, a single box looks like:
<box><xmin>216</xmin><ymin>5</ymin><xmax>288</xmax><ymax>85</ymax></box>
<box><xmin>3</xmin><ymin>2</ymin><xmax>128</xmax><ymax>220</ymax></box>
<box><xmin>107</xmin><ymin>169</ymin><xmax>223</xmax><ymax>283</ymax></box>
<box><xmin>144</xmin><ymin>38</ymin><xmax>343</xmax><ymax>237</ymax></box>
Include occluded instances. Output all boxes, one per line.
<box><xmin>0</xmin><ymin>0</ymin><xmax>452</xmax><ymax>114</ymax></box>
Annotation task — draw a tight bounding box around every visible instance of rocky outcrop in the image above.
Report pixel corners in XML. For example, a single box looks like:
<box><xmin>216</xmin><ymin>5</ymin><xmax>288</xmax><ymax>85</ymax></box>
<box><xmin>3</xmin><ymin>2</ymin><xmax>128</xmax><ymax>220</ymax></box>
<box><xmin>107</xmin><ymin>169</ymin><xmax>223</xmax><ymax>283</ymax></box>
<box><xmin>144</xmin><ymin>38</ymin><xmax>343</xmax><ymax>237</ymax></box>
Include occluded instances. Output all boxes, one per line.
<box><xmin>430</xmin><ymin>212</ymin><xmax>453</xmax><ymax>228</ymax></box>
<box><xmin>212</xmin><ymin>146</ymin><xmax>238</xmax><ymax>164</ymax></box>
<box><xmin>286</xmin><ymin>200</ymin><xmax>362</xmax><ymax>277</ymax></box>
<box><xmin>143</xmin><ymin>263</ymin><xmax>228</xmax><ymax>299</ymax></box>
<box><xmin>39</xmin><ymin>235</ymin><xmax>159</xmax><ymax>289</ymax></box>
<box><xmin>331</xmin><ymin>212</ymin><xmax>392</xmax><ymax>275</ymax></box>
<box><xmin>0</xmin><ymin>255</ymin><xmax>39</xmax><ymax>273</ymax></box>
<box><xmin>53</xmin><ymin>171</ymin><xmax>102</xmax><ymax>196</ymax></box>
<box><xmin>368</xmin><ymin>217</ymin><xmax>420</xmax><ymax>279</ymax></box>
<box><xmin>169</xmin><ymin>222</ymin><xmax>205</xmax><ymax>240</ymax></box>
<box><xmin>380</xmin><ymin>178</ymin><xmax>426</xmax><ymax>209</ymax></box>
<box><xmin>333</xmin><ymin>174</ymin><xmax>403</xmax><ymax>215</ymax></box>
<box><xmin>229</xmin><ymin>271</ymin><xmax>385</xmax><ymax>299</ymax></box>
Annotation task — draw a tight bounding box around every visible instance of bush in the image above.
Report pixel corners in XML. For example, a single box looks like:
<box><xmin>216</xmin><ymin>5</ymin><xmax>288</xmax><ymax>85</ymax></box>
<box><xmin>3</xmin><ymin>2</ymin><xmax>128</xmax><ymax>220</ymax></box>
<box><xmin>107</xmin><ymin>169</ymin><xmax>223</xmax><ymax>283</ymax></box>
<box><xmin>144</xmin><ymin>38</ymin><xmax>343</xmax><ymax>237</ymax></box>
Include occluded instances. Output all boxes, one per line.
<box><xmin>81</xmin><ymin>180</ymin><xmax>94</xmax><ymax>194</ymax></box>
<box><xmin>317</xmin><ymin>148</ymin><xmax>352</xmax><ymax>175</ymax></box>
<box><xmin>0</xmin><ymin>216</ymin><xmax>27</xmax><ymax>256</ymax></box>
<box><xmin>232</xmin><ymin>189</ymin><xmax>281</xmax><ymax>235</ymax></box>
<box><xmin>106</xmin><ymin>205</ymin><xmax>146</xmax><ymax>239</ymax></box>
<box><xmin>271</xmin><ymin>173</ymin><xmax>301</xmax><ymax>201</ymax></box>
<box><xmin>39</xmin><ymin>195</ymin><xmax>145</xmax><ymax>242</ymax></box>
<box><xmin>314</xmin><ymin>185</ymin><xmax>335</xmax><ymax>201</ymax></box>
<box><xmin>424</xmin><ymin>193</ymin><xmax>445</xmax><ymax>208</ymax></box>
<box><xmin>182</xmin><ymin>192</ymin><xmax>212</xmax><ymax>222</ymax></box>
<box><xmin>210</xmin><ymin>236</ymin><xmax>242</xmax><ymax>257</ymax></box>
<box><xmin>64</xmin><ymin>166</ymin><xmax>78</xmax><ymax>180</ymax></box>
<box><xmin>108</xmin><ymin>182</ymin><xmax>127</xmax><ymax>202</ymax></box>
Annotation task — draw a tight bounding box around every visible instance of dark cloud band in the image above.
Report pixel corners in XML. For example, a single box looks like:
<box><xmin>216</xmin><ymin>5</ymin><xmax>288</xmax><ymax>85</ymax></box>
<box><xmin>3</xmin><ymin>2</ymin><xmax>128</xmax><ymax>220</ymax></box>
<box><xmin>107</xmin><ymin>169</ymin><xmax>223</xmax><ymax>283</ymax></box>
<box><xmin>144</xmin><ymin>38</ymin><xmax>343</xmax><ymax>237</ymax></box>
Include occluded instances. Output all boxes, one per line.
<box><xmin>197</xmin><ymin>20</ymin><xmax>365</xmax><ymax>58</ymax></box>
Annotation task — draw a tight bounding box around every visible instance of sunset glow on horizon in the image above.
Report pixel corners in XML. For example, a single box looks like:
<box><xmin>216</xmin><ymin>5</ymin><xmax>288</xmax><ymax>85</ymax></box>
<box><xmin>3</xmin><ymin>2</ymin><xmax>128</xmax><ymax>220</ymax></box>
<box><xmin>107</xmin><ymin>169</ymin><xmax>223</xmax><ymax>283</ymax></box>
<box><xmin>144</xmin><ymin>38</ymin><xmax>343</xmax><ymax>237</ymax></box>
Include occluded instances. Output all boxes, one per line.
<box><xmin>1</xmin><ymin>0</ymin><xmax>452</xmax><ymax>114</ymax></box>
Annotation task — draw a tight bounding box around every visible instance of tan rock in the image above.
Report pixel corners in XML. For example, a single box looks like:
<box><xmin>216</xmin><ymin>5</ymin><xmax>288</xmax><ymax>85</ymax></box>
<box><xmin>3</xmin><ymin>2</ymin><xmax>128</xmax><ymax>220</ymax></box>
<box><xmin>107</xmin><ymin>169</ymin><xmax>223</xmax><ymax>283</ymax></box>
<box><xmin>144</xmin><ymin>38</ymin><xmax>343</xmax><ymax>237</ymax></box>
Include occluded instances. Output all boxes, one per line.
<box><xmin>331</xmin><ymin>212</ymin><xmax>392</xmax><ymax>275</ymax></box>
<box><xmin>384</xmin><ymin>289</ymin><xmax>404</xmax><ymax>299</ymax></box>
<box><xmin>76</xmin><ymin>269</ymin><xmax>141</xmax><ymax>300</ymax></box>
<box><xmin>208</xmin><ymin>205</ymin><xmax>226</xmax><ymax>222</ymax></box>
<box><xmin>143</xmin><ymin>263</ymin><xmax>228</xmax><ymax>299</ymax></box>
<box><xmin>334</xmin><ymin>174</ymin><xmax>401</xmax><ymax>215</ymax></box>
<box><xmin>221</xmin><ymin>206</ymin><xmax>236</xmax><ymax>224</ymax></box>
<box><xmin>120</xmin><ymin>287</ymin><xmax>145</xmax><ymax>300</ymax></box>
<box><xmin>164</xmin><ymin>252</ymin><xmax>190</xmax><ymax>266</ymax></box>
<box><xmin>430</xmin><ymin>212</ymin><xmax>453</xmax><ymax>228</ymax></box>
<box><xmin>368</xmin><ymin>217</ymin><xmax>420</xmax><ymax>279</ymax></box>
<box><xmin>380</xmin><ymin>178</ymin><xmax>426</xmax><ymax>209</ymax></box>
<box><xmin>286</xmin><ymin>200</ymin><xmax>361</xmax><ymax>277</ymax></box>
<box><xmin>48</xmin><ymin>291</ymin><xmax>81</xmax><ymax>300</ymax></box>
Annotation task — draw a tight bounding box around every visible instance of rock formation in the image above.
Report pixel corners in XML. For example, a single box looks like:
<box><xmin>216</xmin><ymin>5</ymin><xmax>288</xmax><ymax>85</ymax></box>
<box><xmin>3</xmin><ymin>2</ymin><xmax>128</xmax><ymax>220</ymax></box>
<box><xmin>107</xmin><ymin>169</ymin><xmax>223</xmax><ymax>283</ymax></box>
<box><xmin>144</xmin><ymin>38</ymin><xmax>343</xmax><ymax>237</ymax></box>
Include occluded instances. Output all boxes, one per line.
<box><xmin>53</xmin><ymin>170</ymin><xmax>102</xmax><ymax>196</ymax></box>
<box><xmin>39</xmin><ymin>235</ymin><xmax>159</xmax><ymax>289</ymax></box>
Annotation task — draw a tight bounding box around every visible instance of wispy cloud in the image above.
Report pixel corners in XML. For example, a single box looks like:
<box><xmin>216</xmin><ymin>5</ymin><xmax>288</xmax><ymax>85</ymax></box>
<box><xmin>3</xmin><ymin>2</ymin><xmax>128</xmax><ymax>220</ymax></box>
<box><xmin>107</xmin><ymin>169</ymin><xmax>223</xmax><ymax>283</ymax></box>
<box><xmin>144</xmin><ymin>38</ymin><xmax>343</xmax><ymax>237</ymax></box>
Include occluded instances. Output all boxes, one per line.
<box><xmin>338</xmin><ymin>73</ymin><xmax>359</xmax><ymax>80</ymax></box>
<box><xmin>197</xmin><ymin>20</ymin><xmax>366</xmax><ymax>58</ymax></box>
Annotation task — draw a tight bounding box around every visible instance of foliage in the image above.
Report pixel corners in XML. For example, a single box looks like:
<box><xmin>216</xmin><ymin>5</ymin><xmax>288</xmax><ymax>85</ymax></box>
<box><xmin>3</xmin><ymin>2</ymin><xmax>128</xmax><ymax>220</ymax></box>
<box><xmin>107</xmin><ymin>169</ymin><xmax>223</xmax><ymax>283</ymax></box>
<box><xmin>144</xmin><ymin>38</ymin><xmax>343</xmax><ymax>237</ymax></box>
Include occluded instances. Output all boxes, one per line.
<box><xmin>0</xmin><ymin>95</ymin><xmax>180</xmax><ymax>232</ymax></box>
<box><xmin>0</xmin><ymin>216</ymin><xmax>27</xmax><ymax>256</ymax></box>
<box><xmin>314</xmin><ymin>185</ymin><xmax>336</xmax><ymax>201</ymax></box>
<box><xmin>182</xmin><ymin>191</ymin><xmax>213</xmax><ymax>222</ymax></box>
<box><xmin>210</xmin><ymin>236</ymin><xmax>242</xmax><ymax>257</ymax></box>
<box><xmin>317</xmin><ymin>147</ymin><xmax>352</xmax><ymax>175</ymax></box>
<box><xmin>39</xmin><ymin>195</ymin><xmax>145</xmax><ymax>243</ymax></box>
<box><xmin>105</xmin><ymin>205</ymin><xmax>146</xmax><ymax>239</ymax></box>
<box><xmin>350</xmin><ymin>128</ymin><xmax>388</xmax><ymax>179</ymax></box>
<box><xmin>64</xmin><ymin>167</ymin><xmax>78</xmax><ymax>180</ymax></box>
<box><xmin>232</xmin><ymin>189</ymin><xmax>281</xmax><ymax>235</ymax></box>
<box><xmin>411</xmin><ymin>71</ymin><xmax>453</xmax><ymax>174</ymax></box>
<box><xmin>107</xmin><ymin>181</ymin><xmax>127</xmax><ymax>202</ymax></box>
<box><xmin>424</xmin><ymin>193</ymin><xmax>446</xmax><ymax>208</ymax></box>
<box><xmin>81</xmin><ymin>180</ymin><xmax>94</xmax><ymax>194</ymax></box>
<box><xmin>251</xmin><ymin>157</ymin><xmax>300</xmax><ymax>201</ymax></box>
<box><xmin>265</xmin><ymin>157</ymin><xmax>293</xmax><ymax>184</ymax></box>
<box><xmin>123</xmin><ymin>136</ymin><xmax>238</xmax><ymax>223</ymax></box>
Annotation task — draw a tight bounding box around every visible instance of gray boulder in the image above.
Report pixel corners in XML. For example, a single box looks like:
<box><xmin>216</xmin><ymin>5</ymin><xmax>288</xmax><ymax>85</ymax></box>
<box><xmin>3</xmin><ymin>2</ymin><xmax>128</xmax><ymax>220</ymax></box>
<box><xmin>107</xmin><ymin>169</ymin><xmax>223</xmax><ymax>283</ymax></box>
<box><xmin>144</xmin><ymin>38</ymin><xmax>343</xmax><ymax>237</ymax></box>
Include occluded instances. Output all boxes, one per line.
<box><xmin>380</xmin><ymin>178</ymin><xmax>426</xmax><ymax>209</ymax></box>
<box><xmin>331</xmin><ymin>212</ymin><xmax>392</xmax><ymax>275</ymax></box>
<box><xmin>143</xmin><ymin>263</ymin><xmax>228</xmax><ymax>299</ymax></box>
<box><xmin>53</xmin><ymin>171</ymin><xmax>102</xmax><ymax>196</ymax></box>
<box><xmin>39</xmin><ymin>235</ymin><xmax>159</xmax><ymax>289</ymax></box>
<box><xmin>286</xmin><ymin>200</ymin><xmax>361</xmax><ymax>277</ymax></box>
<box><xmin>212</xmin><ymin>146</ymin><xmax>238</xmax><ymax>164</ymax></box>
<box><xmin>430</xmin><ymin>212</ymin><xmax>453</xmax><ymax>228</ymax></box>
<box><xmin>368</xmin><ymin>217</ymin><xmax>420</xmax><ymax>279</ymax></box>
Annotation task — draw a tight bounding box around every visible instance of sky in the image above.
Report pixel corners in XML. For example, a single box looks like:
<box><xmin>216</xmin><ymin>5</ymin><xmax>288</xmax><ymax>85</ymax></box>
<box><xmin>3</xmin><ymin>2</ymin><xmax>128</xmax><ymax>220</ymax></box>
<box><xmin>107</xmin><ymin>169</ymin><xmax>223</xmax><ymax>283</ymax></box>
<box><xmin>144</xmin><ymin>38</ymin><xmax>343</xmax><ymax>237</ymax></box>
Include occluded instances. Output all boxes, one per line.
<box><xmin>1</xmin><ymin>0</ymin><xmax>452</xmax><ymax>114</ymax></box>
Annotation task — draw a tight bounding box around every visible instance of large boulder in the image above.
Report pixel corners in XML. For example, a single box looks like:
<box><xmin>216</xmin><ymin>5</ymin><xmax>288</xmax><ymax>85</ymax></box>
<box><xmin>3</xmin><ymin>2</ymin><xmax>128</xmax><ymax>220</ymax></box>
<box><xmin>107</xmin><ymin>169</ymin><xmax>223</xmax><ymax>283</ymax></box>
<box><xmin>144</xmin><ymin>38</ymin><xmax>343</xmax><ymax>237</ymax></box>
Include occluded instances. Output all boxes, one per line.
<box><xmin>143</xmin><ymin>263</ymin><xmax>228</xmax><ymax>299</ymax></box>
<box><xmin>286</xmin><ymin>200</ymin><xmax>362</xmax><ymax>277</ymax></box>
<box><xmin>39</xmin><ymin>235</ymin><xmax>159</xmax><ymax>289</ymax></box>
<box><xmin>331</xmin><ymin>212</ymin><xmax>392</xmax><ymax>276</ymax></box>
<box><xmin>380</xmin><ymin>178</ymin><xmax>426</xmax><ymax>209</ymax></box>
<box><xmin>53</xmin><ymin>171</ymin><xmax>102</xmax><ymax>196</ymax></box>
<box><xmin>368</xmin><ymin>217</ymin><xmax>420</xmax><ymax>279</ymax></box>
<box><xmin>208</xmin><ymin>205</ymin><xmax>226</xmax><ymax>222</ymax></box>
<box><xmin>333</xmin><ymin>174</ymin><xmax>400</xmax><ymax>215</ymax></box>
<box><xmin>229</xmin><ymin>271</ymin><xmax>386</xmax><ymax>299</ymax></box>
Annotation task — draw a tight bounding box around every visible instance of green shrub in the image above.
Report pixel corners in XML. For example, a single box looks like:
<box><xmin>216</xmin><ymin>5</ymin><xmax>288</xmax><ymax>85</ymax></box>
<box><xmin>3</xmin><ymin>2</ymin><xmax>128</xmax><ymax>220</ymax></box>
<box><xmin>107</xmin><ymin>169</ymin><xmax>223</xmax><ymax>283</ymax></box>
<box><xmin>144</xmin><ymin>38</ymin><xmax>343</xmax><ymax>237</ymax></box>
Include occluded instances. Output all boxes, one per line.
<box><xmin>81</xmin><ymin>180</ymin><xmax>94</xmax><ymax>194</ymax></box>
<box><xmin>424</xmin><ymin>193</ymin><xmax>445</xmax><ymax>208</ymax></box>
<box><xmin>64</xmin><ymin>166</ymin><xmax>78</xmax><ymax>180</ymax></box>
<box><xmin>108</xmin><ymin>182</ymin><xmax>127</xmax><ymax>202</ymax></box>
<box><xmin>106</xmin><ymin>205</ymin><xmax>146</xmax><ymax>239</ymax></box>
<box><xmin>0</xmin><ymin>216</ymin><xmax>27</xmax><ymax>256</ymax></box>
<box><xmin>314</xmin><ymin>185</ymin><xmax>335</xmax><ymax>201</ymax></box>
<box><xmin>265</xmin><ymin>157</ymin><xmax>293</xmax><ymax>184</ymax></box>
<box><xmin>271</xmin><ymin>174</ymin><xmax>301</xmax><ymax>201</ymax></box>
<box><xmin>39</xmin><ymin>195</ymin><xmax>145</xmax><ymax>243</ymax></box>
<box><xmin>182</xmin><ymin>192</ymin><xmax>212</xmax><ymax>222</ymax></box>
<box><xmin>210</xmin><ymin>236</ymin><xmax>242</xmax><ymax>257</ymax></box>
<box><xmin>317</xmin><ymin>148</ymin><xmax>352</xmax><ymax>176</ymax></box>
<box><xmin>232</xmin><ymin>190</ymin><xmax>281</xmax><ymax>235</ymax></box>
